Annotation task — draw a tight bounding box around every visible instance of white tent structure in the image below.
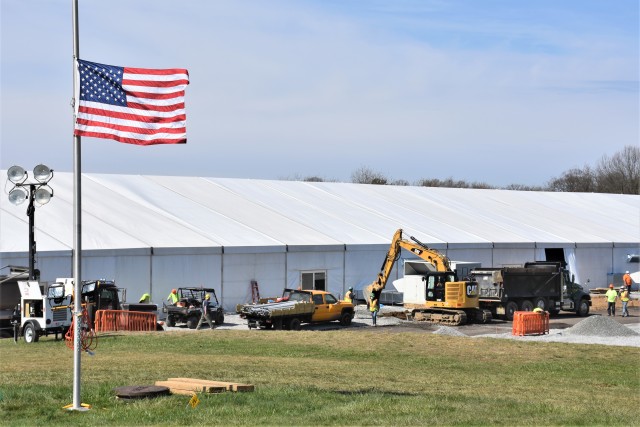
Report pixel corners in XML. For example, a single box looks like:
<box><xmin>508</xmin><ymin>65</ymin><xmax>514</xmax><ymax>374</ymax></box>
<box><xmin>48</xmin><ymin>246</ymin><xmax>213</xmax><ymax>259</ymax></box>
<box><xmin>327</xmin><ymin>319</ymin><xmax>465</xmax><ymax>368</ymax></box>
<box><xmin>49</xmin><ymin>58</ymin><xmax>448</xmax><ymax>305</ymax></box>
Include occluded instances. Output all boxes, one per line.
<box><xmin>1</xmin><ymin>172</ymin><xmax>638</xmax><ymax>311</ymax></box>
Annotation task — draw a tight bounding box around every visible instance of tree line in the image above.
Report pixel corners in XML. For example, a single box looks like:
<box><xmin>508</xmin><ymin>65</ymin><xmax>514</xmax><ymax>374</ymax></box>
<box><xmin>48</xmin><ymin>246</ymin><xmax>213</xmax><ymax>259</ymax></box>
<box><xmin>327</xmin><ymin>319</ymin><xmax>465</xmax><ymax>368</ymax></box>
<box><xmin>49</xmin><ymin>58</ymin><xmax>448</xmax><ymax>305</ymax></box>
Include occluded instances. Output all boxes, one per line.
<box><xmin>295</xmin><ymin>145</ymin><xmax>639</xmax><ymax>195</ymax></box>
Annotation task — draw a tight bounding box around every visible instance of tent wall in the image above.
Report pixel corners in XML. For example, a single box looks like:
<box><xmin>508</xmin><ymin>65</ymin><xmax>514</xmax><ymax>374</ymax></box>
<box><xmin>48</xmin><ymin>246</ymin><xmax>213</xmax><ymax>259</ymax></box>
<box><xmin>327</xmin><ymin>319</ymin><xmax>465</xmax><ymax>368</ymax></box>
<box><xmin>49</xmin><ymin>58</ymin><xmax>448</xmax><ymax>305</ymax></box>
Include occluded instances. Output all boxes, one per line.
<box><xmin>222</xmin><ymin>252</ymin><xmax>286</xmax><ymax>305</ymax></box>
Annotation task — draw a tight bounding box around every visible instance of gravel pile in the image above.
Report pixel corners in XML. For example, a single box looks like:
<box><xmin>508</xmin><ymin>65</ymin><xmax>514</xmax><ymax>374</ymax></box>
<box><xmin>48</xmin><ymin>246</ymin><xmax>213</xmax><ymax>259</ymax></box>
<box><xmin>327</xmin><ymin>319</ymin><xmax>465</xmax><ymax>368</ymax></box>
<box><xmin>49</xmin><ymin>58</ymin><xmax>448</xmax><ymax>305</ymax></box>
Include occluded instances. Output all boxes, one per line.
<box><xmin>563</xmin><ymin>315</ymin><xmax>639</xmax><ymax>337</ymax></box>
<box><xmin>433</xmin><ymin>326</ymin><xmax>467</xmax><ymax>337</ymax></box>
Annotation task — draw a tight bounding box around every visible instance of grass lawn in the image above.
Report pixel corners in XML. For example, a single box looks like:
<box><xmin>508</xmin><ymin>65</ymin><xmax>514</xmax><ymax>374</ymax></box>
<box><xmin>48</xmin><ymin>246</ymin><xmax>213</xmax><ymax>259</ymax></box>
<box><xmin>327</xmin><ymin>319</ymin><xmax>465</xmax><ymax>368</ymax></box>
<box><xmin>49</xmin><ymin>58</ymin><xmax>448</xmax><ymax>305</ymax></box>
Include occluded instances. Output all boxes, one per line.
<box><xmin>0</xmin><ymin>329</ymin><xmax>638</xmax><ymax>426</ymax></box>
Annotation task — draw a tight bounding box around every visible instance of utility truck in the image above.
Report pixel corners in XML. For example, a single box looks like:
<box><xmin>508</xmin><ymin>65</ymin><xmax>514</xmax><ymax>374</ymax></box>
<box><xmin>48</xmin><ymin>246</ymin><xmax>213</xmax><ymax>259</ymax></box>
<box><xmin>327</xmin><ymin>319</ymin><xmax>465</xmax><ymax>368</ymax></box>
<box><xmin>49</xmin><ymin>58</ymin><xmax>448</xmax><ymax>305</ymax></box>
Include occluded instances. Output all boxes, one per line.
<box><xmin>236</xmin><ymin>288</ymin><xmax>354</xmax><ymax>330</ymax></box>
<box><xmin>471</xmin><ymin>261</ymin><xmax>591</xmax><ymax>320</ymax></box>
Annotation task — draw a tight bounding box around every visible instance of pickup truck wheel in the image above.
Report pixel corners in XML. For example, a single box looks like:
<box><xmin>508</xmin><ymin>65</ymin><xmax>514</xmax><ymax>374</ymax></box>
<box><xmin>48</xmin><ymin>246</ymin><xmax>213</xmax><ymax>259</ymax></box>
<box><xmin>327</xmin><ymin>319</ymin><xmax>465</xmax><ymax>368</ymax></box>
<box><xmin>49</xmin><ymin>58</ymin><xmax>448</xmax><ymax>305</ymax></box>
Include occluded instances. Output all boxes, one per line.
<box><xmin>505</xmin><ymin>301</ymin><xmax>518</xmax><ymax>321</ymax></box>
<box><xmin>576</xmin><ymin>298</ymin><xmax>590</xmax><ymax>317</ymax></box>
<box><xmin>520</xmin><ymin>300</ymin><xmax>534</xmax><ymax>312</ymax></box>
<box><xmin>186</xmin><ymin>315</ymin><xmax>199</xmax><ymax>329</ymax></box>
<box><xmin>273</xmin><ymin>319</ymin><xmax>283</xmax><ymax>330</ymax></box>
<box><xmin>339</xmin><ymin>312</ymin><xmax>352</xmax><ymax>326</ymax></box>
<box><xmin>165</xmin><ymin>316</ymin><xmax>175</xmax><ymax>327</ymax></box>
<box><xmin>288</xmin><ymin>317</ymin><xmax>301</xmax><ymax>331</ymax></box>
<box><xmin>24</xmin><ymin>323</ymin><xmax>39</xmax><ymax>343</ymax></box>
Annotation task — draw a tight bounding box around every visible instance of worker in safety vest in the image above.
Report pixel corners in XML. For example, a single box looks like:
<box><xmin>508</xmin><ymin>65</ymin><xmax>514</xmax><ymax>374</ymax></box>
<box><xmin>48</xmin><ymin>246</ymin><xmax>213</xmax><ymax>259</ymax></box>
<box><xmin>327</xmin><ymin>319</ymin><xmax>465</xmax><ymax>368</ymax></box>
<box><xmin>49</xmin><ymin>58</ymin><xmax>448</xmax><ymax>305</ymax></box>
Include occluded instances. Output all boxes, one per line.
<box><xmin>605</xmin><ymin>284</ymin><xmax>618</xmax><ymax>316</ymax></box>
<box><xmin>167</xmin><ymin>288</ymin><xmax>179</xmax><ymax>305</ymax></box>
<box><xmin>344</xmin><ymin>287</ymin><xmax>355</xmax><ymax>304</ymax></box>
<box><xmin>139</xmin><ymin>293</ymin><xmax>151</xmax><ymax>303</ymax></box>
<box><xmin>623</xmin><ymin>271</ymin><xmax>633</xmax><ymax>292</ymax></box>
<box><xmin>369</xmin><ymin>293</ymin><xmax>379</xmax><ymax>326</ymax></box>
<box><xmin>620</xmin><ymin>286</ymin><xmax>630</xmax><ymax>317</ymax></box>
<box><xmin>196</xmin><ymin>294</ymin><xmax>215</xmax><ymax>330</ymax></box>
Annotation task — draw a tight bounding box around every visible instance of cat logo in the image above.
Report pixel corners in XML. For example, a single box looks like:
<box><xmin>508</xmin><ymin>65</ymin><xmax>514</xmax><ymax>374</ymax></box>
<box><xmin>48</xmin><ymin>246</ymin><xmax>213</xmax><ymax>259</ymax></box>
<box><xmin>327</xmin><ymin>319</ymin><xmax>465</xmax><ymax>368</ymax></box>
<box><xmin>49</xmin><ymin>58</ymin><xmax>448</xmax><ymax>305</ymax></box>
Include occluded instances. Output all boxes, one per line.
<box><xmin>466</xmin><ymin>283</ymin><xmax>478</xmax><ymax>297</ymax></box>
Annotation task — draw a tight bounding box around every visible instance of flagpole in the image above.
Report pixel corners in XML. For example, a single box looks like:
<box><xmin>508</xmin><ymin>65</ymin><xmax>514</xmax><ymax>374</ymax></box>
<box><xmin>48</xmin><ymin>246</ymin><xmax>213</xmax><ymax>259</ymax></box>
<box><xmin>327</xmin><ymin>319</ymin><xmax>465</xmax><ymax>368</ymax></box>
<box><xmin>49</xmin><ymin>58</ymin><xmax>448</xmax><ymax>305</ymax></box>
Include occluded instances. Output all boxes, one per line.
<box><xmin>71</xmin><ymin>0</ymin><xmax>86</xmax><ymax>412</ymax></box>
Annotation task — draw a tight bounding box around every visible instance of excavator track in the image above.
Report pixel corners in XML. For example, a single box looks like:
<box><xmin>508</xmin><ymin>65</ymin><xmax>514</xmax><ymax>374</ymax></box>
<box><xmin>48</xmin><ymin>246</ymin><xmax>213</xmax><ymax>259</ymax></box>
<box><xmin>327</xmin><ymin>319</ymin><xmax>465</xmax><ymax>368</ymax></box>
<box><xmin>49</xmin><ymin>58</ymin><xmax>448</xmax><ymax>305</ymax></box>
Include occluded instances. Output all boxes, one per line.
<box><xmin>410</xmin><ymin>309</ymin><xmax>468</xmax><ymax>326</ymax></box>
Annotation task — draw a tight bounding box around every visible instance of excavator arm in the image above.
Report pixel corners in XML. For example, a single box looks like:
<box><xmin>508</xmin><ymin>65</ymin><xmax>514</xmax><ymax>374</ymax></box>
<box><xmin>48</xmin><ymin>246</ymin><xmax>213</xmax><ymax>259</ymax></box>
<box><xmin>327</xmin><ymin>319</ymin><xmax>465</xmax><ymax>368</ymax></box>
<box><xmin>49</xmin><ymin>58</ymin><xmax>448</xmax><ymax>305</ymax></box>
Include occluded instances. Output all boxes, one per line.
<box><xmin>366</xmin><ymin>229</ymin><xmax>451</xmax><ymax>302</ymax></box>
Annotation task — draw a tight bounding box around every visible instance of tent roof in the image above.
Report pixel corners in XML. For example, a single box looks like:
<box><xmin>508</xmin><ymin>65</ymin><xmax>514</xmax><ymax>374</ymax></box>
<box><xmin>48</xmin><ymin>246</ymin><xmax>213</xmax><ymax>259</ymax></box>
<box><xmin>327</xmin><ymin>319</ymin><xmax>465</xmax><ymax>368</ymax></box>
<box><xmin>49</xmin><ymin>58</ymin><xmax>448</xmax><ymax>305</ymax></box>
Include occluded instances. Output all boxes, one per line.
<box><xmin>1</xmin><ymin>172</ymin><xmax>638</xmax><ymax>253</ymax></box>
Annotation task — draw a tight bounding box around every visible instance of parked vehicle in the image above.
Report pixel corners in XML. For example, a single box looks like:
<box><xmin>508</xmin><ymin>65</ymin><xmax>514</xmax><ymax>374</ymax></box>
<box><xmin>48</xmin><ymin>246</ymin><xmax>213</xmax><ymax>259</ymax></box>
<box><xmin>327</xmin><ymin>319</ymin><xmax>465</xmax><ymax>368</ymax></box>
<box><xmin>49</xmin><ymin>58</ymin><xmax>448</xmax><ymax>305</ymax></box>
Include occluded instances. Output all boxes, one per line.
<box><xmin>236</xmin><ymin>288</ymin><xmax>354</xmax><ymax>330</ymax></box>
<box><xmin>163</xmin><ymin>287</ymin><xmax>224</xmax><ymax>328</ymax></box>
<box><xmin>471</xmin><ymin>261</ymin><xmax>592</xmax><ymax>320</ymax></box>
<box><xmin>14</xmin><ymin>280</ymin><xmax>72</xmax><ymax>343</ymax></box>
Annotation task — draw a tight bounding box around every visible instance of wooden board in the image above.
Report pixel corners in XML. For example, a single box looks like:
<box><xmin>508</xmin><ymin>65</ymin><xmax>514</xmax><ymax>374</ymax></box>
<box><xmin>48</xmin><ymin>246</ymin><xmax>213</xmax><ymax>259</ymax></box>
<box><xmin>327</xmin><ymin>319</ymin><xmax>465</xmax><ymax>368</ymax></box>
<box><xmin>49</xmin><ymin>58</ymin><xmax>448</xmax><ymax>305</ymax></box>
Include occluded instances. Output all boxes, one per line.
<box><xmin>168</xmin><ymin>377</ymin><xmax>255</xmax><ymax>392</ymax></box>
<box><xmin>155</xmin><ymin>380</ymin><xmax>226</xmax><ymax>393</ymax></box>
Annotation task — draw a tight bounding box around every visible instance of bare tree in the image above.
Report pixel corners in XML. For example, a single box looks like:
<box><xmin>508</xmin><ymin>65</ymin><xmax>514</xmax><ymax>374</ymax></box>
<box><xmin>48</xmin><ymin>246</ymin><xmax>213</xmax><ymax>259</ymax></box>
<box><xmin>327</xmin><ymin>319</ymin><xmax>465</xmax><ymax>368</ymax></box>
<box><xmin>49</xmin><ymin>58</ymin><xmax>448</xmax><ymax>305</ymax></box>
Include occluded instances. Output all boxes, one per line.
<box><xmin>351</xmin><ymin>166</ymin><xmax>388</xmax><ymax>185</ymax></box>
<box><xmin>595</xmin><ymin>145</ymin><xmax>640</xmax><ymax>194</ymax></box>
<box><xmin>547</xmin><ymin>167</ymin><xmax>596</xmax><ymax>193</ymax></box>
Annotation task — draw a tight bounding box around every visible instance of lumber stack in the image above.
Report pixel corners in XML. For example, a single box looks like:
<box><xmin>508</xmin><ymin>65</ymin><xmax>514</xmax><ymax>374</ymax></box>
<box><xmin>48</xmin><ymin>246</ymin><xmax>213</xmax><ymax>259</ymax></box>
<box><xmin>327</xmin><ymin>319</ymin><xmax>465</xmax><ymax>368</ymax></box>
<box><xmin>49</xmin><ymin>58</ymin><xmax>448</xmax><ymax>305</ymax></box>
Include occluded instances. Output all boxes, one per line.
<box><xmin>155</xmin><ymin>377</ymin><xmax>254</xmax><ymax>395</ymax></box>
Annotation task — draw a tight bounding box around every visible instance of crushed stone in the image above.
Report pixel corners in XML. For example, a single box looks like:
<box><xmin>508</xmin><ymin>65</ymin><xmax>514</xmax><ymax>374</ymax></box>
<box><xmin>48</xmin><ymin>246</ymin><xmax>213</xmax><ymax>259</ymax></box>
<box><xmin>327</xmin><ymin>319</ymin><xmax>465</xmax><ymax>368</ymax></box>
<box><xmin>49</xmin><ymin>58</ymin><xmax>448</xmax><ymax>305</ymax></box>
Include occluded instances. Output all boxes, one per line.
<box><xmin>433</xmin><ymin>326</ymin><xmax>467</xmax><ymax>337</ymax></box>
<box><xmin>562</xmin><ymin>315</ymin><xmax>639</xmax><ymax>337</ymax></box>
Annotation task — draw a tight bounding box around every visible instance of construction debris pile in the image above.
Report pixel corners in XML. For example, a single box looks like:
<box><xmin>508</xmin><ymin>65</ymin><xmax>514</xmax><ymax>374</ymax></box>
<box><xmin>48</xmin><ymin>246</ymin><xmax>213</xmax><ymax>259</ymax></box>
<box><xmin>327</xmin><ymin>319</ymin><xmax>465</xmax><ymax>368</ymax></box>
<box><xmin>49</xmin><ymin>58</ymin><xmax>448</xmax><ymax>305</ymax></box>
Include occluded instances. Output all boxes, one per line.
<box><xmin>562</xmin><ymin>316</ymin><xmax>639</xmax><ymax>337</ymax></box>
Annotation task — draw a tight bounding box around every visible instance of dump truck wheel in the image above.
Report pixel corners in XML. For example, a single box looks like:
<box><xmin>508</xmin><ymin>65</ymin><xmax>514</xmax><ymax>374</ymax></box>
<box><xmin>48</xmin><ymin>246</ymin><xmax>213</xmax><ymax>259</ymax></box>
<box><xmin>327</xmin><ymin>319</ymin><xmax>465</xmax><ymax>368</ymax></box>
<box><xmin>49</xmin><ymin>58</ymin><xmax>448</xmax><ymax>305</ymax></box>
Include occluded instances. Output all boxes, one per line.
<box><xmin>23</xmin><ymin>323</ymin><xmax>39</xmax><ymax>343</ymax></box>
<box><xmin>520</xmin><ymin>300</ymin><xmax>534</xmax><ymax>312</ymax></box>
<box><xmin>533</xmin><ymin>297</ymin><xmax>547</xmax><ymax>311</ymax></box>
<box><xmin>288</xmin><ymin>317</ymin><xmax>301</xmax><ymax>331</ymax></box>
<box><xmin>339</xmin><ymin>312</ymin><xmax>352</xmax><ymax>326</ymax></box>
<box><xmin>576</xmin><ymin>298</ymin><xmax>590</xmax><ymax>317</ymax></box>
<box><xmin>505</xmin><ymin>301</ymin><xmax>518</xmax><ymax>321</ymax></box>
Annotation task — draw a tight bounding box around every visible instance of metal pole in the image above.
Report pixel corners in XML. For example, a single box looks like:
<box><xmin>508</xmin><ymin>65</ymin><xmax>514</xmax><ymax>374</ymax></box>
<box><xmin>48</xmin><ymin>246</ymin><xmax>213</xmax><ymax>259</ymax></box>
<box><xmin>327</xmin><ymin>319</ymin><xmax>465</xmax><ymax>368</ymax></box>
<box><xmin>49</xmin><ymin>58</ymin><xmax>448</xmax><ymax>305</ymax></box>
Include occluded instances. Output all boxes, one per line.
<box><xmin>27</xmin><ymin>184</ymin><xmax>36</xmax><ymax>281</ymax></box>
<box><xmin>71</xmin><ymin>0</ymin><xmax>86</xmax><ymax>412</ymax></box>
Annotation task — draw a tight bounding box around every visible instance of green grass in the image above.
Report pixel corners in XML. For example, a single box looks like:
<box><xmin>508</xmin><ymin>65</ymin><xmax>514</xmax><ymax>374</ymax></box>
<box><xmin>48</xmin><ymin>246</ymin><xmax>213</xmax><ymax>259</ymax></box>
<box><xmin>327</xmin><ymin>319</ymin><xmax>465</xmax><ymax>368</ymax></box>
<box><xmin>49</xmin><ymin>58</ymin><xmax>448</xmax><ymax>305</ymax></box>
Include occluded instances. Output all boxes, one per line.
<box><xmin>0</xmin><ymin>329</ymin><xmax>638</xmax><ymax>426</ymax></box>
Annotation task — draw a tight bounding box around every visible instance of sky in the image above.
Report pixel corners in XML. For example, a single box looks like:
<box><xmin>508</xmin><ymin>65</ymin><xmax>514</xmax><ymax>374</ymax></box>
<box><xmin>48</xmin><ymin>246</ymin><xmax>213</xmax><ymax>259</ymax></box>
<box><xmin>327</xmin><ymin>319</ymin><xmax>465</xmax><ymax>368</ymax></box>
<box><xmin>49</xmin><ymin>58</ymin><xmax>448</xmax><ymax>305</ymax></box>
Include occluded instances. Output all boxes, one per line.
<box><xmin>1</xmin><ymin>0</ymin><xmax>638</xmax><ymax>187</ymax></box>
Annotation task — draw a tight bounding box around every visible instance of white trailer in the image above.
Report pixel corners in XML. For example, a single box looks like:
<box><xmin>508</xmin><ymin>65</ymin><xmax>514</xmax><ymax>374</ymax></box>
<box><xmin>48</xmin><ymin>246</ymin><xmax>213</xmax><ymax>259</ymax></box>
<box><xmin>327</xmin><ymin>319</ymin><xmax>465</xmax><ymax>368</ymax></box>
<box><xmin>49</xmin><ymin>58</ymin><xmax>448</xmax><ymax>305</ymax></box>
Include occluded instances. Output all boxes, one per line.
<box><xmin>17</xmin><ymin>281</ymin><xmax>72</xmax><ymax>343</ymax></box>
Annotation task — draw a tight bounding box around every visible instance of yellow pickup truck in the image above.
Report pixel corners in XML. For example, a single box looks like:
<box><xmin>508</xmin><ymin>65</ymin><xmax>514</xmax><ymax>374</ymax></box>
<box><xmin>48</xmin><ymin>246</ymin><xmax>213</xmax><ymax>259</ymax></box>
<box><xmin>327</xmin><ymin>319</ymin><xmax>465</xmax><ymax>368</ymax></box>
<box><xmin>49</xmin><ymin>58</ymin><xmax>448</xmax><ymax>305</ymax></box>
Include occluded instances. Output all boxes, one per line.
<box><xmin>237</xmin><ymin>289</ymin><xmax>354</xmax><ymax>330</ymax></box>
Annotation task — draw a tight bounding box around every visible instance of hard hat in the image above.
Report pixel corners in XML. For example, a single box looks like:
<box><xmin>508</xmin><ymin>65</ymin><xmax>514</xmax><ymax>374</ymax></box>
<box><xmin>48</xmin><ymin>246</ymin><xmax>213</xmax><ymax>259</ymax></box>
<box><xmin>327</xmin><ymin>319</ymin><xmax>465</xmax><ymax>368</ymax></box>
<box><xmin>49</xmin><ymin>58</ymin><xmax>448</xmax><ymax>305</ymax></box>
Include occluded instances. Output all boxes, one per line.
<box><xmin>171</xmin><ymin>288</ymin><xmax>177</xmax><ymax>293</ymax></box>
<box><xmin>348</xmin><ymin>287</ymin><xmax>353</xmax><ymax>290</ymax></box>
<box><xmin>609</xmin><ymin>284</ymin><xmax>614</xmax><ymax>288</ymax></box>
<box><xmin>625</xmin><ymin>271</ymin><xmax>630</xmax><ymax>274</ymax></box>
<box><xmin>205</xmin><ymin>294</ymin><xmax>211</xmax><ymax>300</ymax></box>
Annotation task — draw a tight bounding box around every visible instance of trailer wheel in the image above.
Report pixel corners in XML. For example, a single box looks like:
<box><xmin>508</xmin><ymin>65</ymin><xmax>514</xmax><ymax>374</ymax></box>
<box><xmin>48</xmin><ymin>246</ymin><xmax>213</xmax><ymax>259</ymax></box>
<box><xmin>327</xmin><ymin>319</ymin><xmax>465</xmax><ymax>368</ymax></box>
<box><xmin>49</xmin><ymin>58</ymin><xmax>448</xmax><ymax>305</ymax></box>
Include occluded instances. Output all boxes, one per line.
<box><xmin>288</xmin><ymin>317</ymin><xmax>301</xmax><ymax>331</ymax></box>
<box><xmin>165</xmin><ymin>316</ymin><xmax>175</xmax><ymax>327</ymax></box>
<box><xmin>576</xmin><ymin>298</ymin><xmax>590</xmax><ymax>317</ymax></box>
<box><xmin>505</xmin><ymin>301</ymin><xmax>518</xmax><ymax>321</ymax></box>
<box><xmin>520</xmin><ymin>300</ymin><xmax>534</xmax><ymax>312</ymax></box>
<box><xmin>533</xmin><ymin>297</ymin><xmax>547</xmax><ymax>311</ymax></box>
<box><xmin>23</xmin><ymin>323</ymin><xmax>39</xmax><ymax>343</ymax></box>
<box><xmin>339</xmin><ymin>312</ymin><xmax>352</xmax><ymax>326</ymax></box>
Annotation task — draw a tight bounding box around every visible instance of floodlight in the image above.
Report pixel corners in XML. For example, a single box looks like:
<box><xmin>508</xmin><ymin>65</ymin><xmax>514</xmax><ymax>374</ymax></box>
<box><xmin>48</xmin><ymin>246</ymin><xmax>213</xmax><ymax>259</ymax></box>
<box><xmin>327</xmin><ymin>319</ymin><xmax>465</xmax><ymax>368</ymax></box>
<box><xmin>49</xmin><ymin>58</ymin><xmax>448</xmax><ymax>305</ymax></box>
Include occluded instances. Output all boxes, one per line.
<box><xmin>7</xmin><ymin>165</ymin><xmax>26</xmax><ymax>184</ymax></box>
<box><xmin>8</xmin><ymin>187</ymin><xmax>28</xmax><ymax>205</ymax></box>
<box><xmin>34</xmin><ymin>186</ymin><xmax>53</xmax><ymax>205</ymax></box>
<box><xmin>33</xmin><ymin>164</ymin><xmax>53</xmax><ymax>183</ymax></box>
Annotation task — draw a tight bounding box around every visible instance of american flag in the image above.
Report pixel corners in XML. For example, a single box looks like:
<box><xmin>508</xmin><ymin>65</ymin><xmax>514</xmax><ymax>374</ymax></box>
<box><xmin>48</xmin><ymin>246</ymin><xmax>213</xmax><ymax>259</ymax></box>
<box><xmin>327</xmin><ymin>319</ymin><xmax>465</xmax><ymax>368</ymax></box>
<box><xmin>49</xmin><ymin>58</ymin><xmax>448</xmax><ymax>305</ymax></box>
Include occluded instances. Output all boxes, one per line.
<box><xmin>74</xmin><ymin>59</ymin><xmax>189</xmax><ymax>145</ymax></box>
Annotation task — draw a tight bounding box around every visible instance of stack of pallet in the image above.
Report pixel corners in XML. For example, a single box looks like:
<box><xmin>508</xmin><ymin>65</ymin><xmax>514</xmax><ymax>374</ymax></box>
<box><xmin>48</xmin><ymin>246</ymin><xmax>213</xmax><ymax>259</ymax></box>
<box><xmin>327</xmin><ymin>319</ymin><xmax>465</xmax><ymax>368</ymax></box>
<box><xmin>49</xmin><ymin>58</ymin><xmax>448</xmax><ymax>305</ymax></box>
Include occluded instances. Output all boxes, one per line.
<box><xmin>155</xmin><ymin>377</ymin><xmax>254</xmax><ymax>396</ymax></box>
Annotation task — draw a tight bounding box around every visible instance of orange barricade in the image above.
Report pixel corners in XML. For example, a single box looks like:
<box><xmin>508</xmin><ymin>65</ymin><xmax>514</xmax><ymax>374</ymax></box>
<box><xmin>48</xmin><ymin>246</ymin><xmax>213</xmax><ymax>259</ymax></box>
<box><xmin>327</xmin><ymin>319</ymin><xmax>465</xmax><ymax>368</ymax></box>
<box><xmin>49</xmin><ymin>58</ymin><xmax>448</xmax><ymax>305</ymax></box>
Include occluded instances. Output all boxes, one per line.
<box><xmin>94</xmin><ymin>310</ymin><xmax>157</xmax><ymax>332</ymax></box>
<box><xmin>512</xmin><ymin>311</ymin><xmax>549</xmax><ymax>336</ymax></box>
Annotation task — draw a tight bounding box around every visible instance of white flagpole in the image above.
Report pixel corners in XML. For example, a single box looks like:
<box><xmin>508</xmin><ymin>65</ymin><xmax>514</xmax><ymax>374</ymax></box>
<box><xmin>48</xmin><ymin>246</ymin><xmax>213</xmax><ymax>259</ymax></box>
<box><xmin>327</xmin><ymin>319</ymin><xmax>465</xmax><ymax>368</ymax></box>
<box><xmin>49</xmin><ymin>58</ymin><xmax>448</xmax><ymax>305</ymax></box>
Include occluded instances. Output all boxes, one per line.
<box><xmin>71</xmin><ymin>0</ymin><xmax>86</xmax><ymax>412</ymax></box>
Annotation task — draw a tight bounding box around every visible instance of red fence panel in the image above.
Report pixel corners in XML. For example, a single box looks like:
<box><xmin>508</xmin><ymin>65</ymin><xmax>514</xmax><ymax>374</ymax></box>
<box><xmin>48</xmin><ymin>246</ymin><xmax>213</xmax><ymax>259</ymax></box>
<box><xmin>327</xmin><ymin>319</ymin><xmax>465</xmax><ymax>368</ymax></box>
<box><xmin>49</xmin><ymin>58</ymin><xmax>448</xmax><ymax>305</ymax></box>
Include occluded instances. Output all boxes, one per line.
<box><xmin>512</xmin><ymin>311</ymin><xmax>549</xmax><ymax>336</ymax></box>
<box><xmin>94</xmin><ymin>310</ymin><xmax>157</xmax><ymax>332</ymax></box>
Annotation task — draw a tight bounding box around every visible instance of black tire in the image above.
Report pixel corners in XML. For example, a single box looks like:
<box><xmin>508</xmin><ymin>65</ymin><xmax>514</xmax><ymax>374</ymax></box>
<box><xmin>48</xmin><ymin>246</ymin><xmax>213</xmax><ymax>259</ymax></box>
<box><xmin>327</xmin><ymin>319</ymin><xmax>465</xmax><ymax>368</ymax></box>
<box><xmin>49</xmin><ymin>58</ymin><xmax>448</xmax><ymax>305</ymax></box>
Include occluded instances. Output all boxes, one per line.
<box><xmin>520</xmin><ymin>300</ymin><xmax>534</xmax><ymax>312</ymax></box>
<box><xmin>215</xmin><ymin>313</ymin><xmax>224</xmax><ymax>325</ymax></box>
<box><xmin>505</xmin><ymin>301</ymin><xmax>518</xmax><ymax>321</ymax></box>
<box><xmin>23</xmin><ymin>323</ymin><xmax>39</xmax><ymax>343</ymax></box>
<box><xmin>548</xmin><ymin>308</ymin><xmax>560</xmax><ymax>316</ymax></box>
<box><xmin>273</xmin><ymin>319</ymin><xmax>283</xmax><ymax>330</ymax></box>
<box><xmin>339</xmin><ymin>312</ymin><xmax>352</xmax><ymax>326</ymax></box>
<box><xmin>288</xmin><ymin>317</ymin><xmax>301</xmax><ymax>331</ymax></box>
<box><xmin>576</xmin><ymin>298</ymin><xmax>590</xmax><ymax>317</ymax></box>
<box><xmin>186</xmin><ymin>315</ymin><xmax>199</xmax><ymax>329</ymax></box>
<box><xmin>165</xmin><ymin>316</ymin><xmax>175</xmax><ymax>327</ymax></box>
<box><xmin>533</xmin><ymin>297</ymin><xmax>547</xmax><ymax>311</ymax></box>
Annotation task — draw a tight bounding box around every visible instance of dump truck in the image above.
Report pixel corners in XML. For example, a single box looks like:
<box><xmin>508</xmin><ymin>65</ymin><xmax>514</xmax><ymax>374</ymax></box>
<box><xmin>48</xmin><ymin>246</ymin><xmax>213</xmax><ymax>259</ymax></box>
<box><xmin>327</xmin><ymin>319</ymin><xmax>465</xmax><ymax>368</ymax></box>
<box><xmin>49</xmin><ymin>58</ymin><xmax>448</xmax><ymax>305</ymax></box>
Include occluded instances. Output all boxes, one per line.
<box><xmin>471</xmin><ymin>261</ymin><xmax>592</xmax><ymax>320</ymax></box>
<box><xmin>236</xmin><ymin>288</ymin><xmax>354</xmax><ymax>330</ymax></box>
<box><xmin>365</xmin><ymin>229</ymin><xmax>491</xmax><ymax>326</ymax></box>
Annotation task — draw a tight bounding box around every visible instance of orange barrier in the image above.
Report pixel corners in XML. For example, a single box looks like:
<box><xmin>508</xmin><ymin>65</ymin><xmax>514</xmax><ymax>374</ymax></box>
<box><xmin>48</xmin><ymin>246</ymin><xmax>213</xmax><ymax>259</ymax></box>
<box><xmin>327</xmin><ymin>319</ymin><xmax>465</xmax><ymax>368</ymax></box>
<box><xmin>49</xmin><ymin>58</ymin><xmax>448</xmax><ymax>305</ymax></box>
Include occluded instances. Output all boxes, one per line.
<box><xmin>512</xmin><ymin>311</ymin><xmax>549</xmax><ymax>336</ymax></box>
<box><xmin>94</xmin><ymin>309</ymin><xmax>157</xmax><ymax>332</ymax></box>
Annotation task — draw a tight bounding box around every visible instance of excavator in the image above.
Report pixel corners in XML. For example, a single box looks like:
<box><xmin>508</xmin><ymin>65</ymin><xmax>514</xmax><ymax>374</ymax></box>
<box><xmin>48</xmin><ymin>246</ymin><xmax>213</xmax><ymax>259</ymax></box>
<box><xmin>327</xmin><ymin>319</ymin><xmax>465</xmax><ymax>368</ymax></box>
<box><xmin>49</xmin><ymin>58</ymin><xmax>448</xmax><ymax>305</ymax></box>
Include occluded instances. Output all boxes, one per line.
<box><xmin>365</xmin><ymin>229</ymin><xmax>491</xmax><ymax>326</ymax></box>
